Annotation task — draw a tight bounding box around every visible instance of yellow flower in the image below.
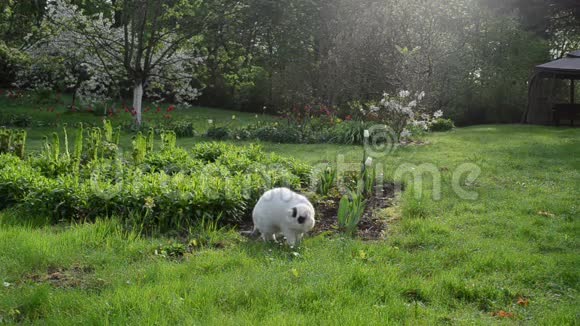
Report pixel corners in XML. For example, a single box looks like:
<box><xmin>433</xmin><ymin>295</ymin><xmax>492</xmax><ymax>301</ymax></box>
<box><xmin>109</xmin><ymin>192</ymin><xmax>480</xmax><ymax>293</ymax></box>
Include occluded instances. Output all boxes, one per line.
<box><xmin>144</xmin><ymin>196</ymin><xmax>155</xmax><ymax>209</ymax></box>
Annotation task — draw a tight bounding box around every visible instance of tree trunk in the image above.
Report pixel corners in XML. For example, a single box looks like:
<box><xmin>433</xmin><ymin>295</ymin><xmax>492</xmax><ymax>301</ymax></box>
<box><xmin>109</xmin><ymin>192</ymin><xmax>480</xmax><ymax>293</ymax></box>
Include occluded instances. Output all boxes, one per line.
<box><xmin>132</xmin><ymin>81</ymin><xmax>143</xmax><ymax>127</ymax></box>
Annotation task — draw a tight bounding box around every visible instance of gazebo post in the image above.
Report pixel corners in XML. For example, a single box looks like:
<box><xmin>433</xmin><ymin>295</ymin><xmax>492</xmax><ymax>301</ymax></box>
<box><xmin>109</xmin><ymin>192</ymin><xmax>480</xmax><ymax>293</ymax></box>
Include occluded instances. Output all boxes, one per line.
<box><xmin>571</xmin><ymin>79</ymin><xmax>575</xmax><ymax>104</ymax></box>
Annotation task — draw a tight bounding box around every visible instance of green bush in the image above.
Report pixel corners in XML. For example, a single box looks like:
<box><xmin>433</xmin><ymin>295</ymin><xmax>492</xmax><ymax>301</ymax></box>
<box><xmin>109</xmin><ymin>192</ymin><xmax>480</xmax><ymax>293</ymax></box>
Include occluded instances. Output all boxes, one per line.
<box><xmin>205</xmin><ymin>126</ymin><xmax>231</xmax><ymax>140</ymax></box>
<box><xmin>0</xmin><ymin>113</ymin><xmax>33</xmax><ymax>128</ymax></box>
<box><xmin>430</xmin><ymin>118</ymin><xmax>455</xmax><ymax>132</ymax></box>
<box><xmin>0</xmin><ymin>127</ymin><xmax>26</xmax><ymax>158</ymax></box>
<box><xmin>329</xmin><ymin>120</ymin><xmax>369</xmax><ymax>145</ymax></box>
<box><xmin>253</xmin><ymin>124</ymin><xmax>303</xmax><ymax>143</ymax></box>
<box><xmin>119</xmin><ymin>121</ymin><xmax>196</xmax><ymax>138</ymax></box>
<box><xmin>168</xmin><ymin>121</ymin><xmax>196</xmax><ymax>137</ymax></box>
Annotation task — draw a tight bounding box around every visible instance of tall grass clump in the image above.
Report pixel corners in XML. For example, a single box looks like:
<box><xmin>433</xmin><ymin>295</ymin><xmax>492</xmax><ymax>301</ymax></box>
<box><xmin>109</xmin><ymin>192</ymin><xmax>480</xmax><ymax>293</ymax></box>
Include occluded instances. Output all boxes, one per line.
<box><xmin>401</xmin><ymin>186</ymin><xmax>430</xmax><ymax>219</ymax></box>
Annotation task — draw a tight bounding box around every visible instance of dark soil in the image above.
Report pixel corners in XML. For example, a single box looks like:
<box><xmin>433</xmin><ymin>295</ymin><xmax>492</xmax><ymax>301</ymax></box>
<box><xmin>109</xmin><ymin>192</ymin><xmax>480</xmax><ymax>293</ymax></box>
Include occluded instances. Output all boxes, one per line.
<box><xmin>25</xmin><ymin>265</ymin><xmax>105</xmax><ymax>290</ymax></box>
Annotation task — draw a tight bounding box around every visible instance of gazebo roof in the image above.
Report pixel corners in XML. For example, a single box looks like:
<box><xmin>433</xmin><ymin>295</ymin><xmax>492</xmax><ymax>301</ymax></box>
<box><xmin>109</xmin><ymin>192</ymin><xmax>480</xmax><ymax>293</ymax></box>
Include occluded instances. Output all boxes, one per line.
<box><xmin>536</xmin><ymin>50</ymin><xmax>580</xmax><ymax>76</ymax></box>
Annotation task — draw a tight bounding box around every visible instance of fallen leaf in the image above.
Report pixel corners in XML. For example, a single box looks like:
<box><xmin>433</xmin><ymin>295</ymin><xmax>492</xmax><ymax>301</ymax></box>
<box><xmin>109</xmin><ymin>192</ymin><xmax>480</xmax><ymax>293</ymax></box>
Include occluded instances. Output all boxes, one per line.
<box><xmin>517</xmin><ymin>297</ymin><xmax>529</xmax><ymax>307</ymax></box>
<box><xmin>291</xmin><ymin>268</ymin><xmax>299</xmax><ymax>278</ymax></box>
<box><xmin>491</xmin><ymin>310</ymin><xmax>514</xmax><ymax>318</ymax></box>
<box><xmin>537</xmin><ymin>211</ymin><xmax>555</xmax><ymax>218</ymax></box>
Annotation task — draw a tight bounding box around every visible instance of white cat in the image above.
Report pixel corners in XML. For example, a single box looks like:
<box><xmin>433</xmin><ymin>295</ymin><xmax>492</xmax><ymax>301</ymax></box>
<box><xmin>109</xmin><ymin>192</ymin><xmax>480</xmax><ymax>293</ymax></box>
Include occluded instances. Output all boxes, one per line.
<box><xmin>251</xmin><ymin>187</ymin><xmax>315</xmax><ymax>246</ymax></box>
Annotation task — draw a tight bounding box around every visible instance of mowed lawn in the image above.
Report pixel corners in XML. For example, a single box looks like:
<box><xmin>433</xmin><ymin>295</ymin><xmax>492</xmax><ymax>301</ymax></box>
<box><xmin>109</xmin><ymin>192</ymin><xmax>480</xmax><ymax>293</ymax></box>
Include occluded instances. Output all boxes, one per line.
<box><xmin>0</xmin><ymin>102</ymin><xmax>578</xmax><ymax>324</ymax></box>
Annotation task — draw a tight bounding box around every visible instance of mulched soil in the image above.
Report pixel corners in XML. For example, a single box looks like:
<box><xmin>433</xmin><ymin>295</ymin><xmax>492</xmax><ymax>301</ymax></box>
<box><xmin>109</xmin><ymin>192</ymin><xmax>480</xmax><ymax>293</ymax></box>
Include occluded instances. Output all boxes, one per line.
<box><xmin>312</xmin><ymin>182</ymin><xmax>401</xmax><ymax>240</ymax></box>
<box><xmin>240</xmin><ymin>182</ymin><xmax>400</xmax><ymax>241</ymax></box>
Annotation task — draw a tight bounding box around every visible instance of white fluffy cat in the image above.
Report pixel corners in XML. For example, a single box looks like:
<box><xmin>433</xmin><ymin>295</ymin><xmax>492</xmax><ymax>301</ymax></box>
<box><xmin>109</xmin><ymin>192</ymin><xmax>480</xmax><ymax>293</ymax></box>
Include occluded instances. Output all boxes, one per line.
<box><xmin>251</xmin><ymin>187</ymin><xmax>315</xmax><ymax>246</ymax></box>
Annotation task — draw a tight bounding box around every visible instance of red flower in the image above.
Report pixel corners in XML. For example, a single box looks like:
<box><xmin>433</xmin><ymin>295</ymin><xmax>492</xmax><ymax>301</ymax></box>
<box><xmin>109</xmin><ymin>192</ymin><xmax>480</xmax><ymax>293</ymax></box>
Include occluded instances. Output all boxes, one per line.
<box><xmin>167</xmin><ymin>105</ymin><xmax>175</xmax><ymax>112</ymax></box>
<box><xmin>156</xmin><ymin>107</ymin><xmax>161</xmax><ymax>113</ymax></box>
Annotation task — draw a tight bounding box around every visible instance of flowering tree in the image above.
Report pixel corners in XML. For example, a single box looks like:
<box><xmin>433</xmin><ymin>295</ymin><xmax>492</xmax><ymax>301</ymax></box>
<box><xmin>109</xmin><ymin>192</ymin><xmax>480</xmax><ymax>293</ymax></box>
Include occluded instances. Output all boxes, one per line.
<box><xmin>362</xmin><ymin>90</ymin><xmax>442</xmax><ymax>141</ymax></box>
<box><xmin>23</xmin><ymin>0</ymin><xmax>206</xmax><ymax>126</ymax></box>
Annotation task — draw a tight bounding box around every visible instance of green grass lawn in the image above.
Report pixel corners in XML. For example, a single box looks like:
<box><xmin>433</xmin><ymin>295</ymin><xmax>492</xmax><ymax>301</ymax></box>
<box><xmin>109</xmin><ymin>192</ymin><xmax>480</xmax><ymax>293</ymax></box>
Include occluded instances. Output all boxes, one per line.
<box><xmin>0</xmin><ymin>99</ymin><xmax>579</xmax><ymax>324</ymax></box>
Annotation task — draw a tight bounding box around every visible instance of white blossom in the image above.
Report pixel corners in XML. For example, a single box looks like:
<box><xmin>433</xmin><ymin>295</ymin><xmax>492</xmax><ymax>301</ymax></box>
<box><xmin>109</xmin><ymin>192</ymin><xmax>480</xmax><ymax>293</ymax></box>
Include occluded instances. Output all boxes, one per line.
<box><xmin>433</xmin><ymin>110</ymin><xmax>443</xmax><ymax>118</ymax></box>
<box><xmin>398</xmin><ymin>90</ymin><xmax>411</xmax><ymax>98</ymax></box>
<box><xmin>16</xmin><ymin>0</ymin><xmax>202</xmax><ymax>108</ymax></box>
<box><xmin>365</xmin><ymin>157</ymin><xmax>373</xmax><ymax>167</ymax></box>
<box><xmin>364</xmin><ymin>130</ymin><xmax>370</xmax><ymax>138</ymax></box>
<box><xmin>374</xmin><ymin>90</ymin><xmax>428</xmax><ymax>140</ymax></box>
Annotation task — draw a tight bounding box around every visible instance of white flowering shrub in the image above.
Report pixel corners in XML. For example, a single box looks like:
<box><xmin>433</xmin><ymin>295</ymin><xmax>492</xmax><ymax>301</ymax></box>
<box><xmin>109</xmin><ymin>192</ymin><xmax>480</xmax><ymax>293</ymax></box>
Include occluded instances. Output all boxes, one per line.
<box><xmin>14</xmin><ymin>0</ymin><xmax>204</xmax><ymax>117</ymax></box>
<box><xmin>360</xmin><ymin>91</ymin><xmax>445</xmax><ymax>141</ymax></box>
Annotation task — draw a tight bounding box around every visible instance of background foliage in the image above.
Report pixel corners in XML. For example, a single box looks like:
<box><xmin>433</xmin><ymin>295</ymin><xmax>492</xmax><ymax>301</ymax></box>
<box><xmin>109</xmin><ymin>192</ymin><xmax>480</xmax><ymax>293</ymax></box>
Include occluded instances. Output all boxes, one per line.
<box><xmin>1</xmin><ymin>0</ymin><xmax>579</xmax><ymax>125</ymax></box>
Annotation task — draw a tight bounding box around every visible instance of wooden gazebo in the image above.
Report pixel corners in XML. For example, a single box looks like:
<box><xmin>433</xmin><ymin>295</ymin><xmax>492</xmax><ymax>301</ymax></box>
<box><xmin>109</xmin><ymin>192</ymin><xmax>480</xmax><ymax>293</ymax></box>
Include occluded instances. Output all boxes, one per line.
<box><xmin>525</xmin><ymin>50</ymin><xmax>580</xmax><ymax>126</ymax></box>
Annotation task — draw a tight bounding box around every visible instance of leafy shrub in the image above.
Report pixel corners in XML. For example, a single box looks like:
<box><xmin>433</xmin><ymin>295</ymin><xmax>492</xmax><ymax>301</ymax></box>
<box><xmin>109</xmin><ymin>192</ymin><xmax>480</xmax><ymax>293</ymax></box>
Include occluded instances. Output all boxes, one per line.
<box><xmin>31</xmin><ymin>88</ymin><xmax>58</xmax><ymax>104</ymax></box>
<box><xmin>143</xmin><ymin>147</ymin><xmax>202</xmax><ymax>174</ymax></box>
<box><xmin>0</xmin><ymin>127</ymin><xmax>26</xmax><ymax>158</ymax></box>
<box><xmin>253</xmin><ymin>124</ymin><xmax>302</xmax><ymax>143</ymax></box>
<box><xmin>191</xmin><ymin>142</ymin><xmax>232</xmax><ymax>162</ymax></box>
<box><xmin>119</xmin><ymin>120</ymin><xmax>196</xmax><ymax>138</ymax></box>
<box><xmin>0</xmin><ymin>126</ymin><xmax>312</xmax><ymax>231</ymax></box>
<box><xmin>329</xmin><ymin>120</ymin><xmax>372</xmax><ymax>145</ymax></box>
<box><xmin>168</xmin><ymin>121</ymin><xmax>196</xmax><ymax>137</ymax></box>
<box><xmin>205</xmin><ymin>126</ymin><xmax>231</xmax><ymax>140</ymax></box>
<box><xmin>0</xmin><ymin>113</ymin><xmax>33</xmax><ymax>128</ymax></box>
<box><xmin>430</xmin><ymin>118</ymin><xmax>455</xmax><ymax>132</ymax></box>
